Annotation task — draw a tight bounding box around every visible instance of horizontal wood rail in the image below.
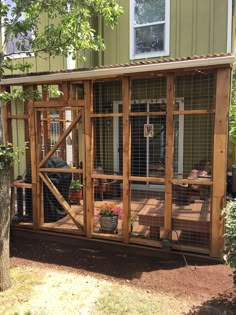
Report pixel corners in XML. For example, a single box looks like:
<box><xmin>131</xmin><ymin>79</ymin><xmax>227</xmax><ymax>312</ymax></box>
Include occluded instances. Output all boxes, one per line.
<box><xmin>67</xmin><ymin>100</ymin><xmax>85</xmax><ymax>107</ymax></box>
<box><xmin>7</xmin><ymin>114</ymin><xmax>28</xmax><ymax>119</ymax></box>
<box><xmin>90</xmin><ymin>113</ymin><xmax>122</xmax><ymax>118</ymax></box>
<box><xmin>40</xmin><ymin>168</ymin><xmax>82</xmax><ymax>174</ymax></box>
<box><xmin>34</xmin><ymin>100</ymin><xmax>63</xmax><ymax>108</ymax></box>
<box><xmin>129</xmin><ymin>111</ymin><xmax>166</xmax><ymax>116</ymax></box>
<box><xmin>11</xmin><ymin>179</ymin><xmax>32</xmax><ymax>189</ymax></box>
<box><xmin>129</xmin><ymin>176</ymin><xmax>165</xmax><ymax>183</ymax></box>
<box><xmin>172</xmin><ymin>178</ymin><xmax>212</xmax><ymax>185</ymax></box>
<box><xmin>173</xmin><ymin>109</ymin><xmax>215</xmax><ymax>115</ymax></box>
<box><xmin>91</xmin><ymin>174</ymin><xmax>123</xmax><ymax>180</ymax></box>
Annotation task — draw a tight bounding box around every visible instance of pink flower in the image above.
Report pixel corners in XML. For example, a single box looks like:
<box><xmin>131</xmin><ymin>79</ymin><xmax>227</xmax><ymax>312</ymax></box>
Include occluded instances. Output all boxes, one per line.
<box><xmin>97</xmin><ymin>203</ymin><xmax>123</xmax><ymax>219</ymax></box>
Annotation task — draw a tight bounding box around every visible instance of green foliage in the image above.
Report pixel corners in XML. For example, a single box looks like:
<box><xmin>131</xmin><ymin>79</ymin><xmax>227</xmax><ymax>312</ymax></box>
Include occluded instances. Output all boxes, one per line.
<box><xmin>0</xmin><ymin>88</ymin><xmax>41</xmax><ymax>102</ymax></box>
<box><xmin>222</xmin><ymin>201</ymin><xmax>236</xmax><ymax>287</ymax></box>
<box><xmin>229</xmin><ymin>65</ymin><xmax>236</xmax><ymax>138</ymax></box>
<box><xmin>69</xmin><ymin>179</ymin><xmax>83</xmax><ymax>192</ymax></box>
<box><xmin>0</xmin><ymin>143</ymin><xmax>20</xmax><ymax>170</ymax></box>
<box><xmin>2</xmin><ymin>0</ymin><xmax>123</xmax><ymax>61</ymax></box>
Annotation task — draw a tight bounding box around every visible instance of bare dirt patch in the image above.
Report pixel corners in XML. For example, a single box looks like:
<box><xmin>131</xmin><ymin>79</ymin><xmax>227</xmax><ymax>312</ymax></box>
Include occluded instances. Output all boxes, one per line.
<box><xmin>3</xmin><ymin>236</ymin><xmax>236</xmax><ymax>314</ymax></box>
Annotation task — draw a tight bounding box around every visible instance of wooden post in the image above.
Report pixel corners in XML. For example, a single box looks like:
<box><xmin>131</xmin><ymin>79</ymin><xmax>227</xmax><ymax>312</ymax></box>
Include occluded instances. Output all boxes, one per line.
<box><xmin>59</xmin><ymin>82</ymin><xmax>68</xmax><ymax>161</ymax></box>
<box><xmin>122</xmin><ymin>77</ymin><xmax>131</xmax><ymax>243</ymax></box>
<box><xmin>84</xmin><ymin>81</ymin><xmax>93</xmax><ymax>238</ymax></box>
<box><xmin>26</xmin><ymin>85</ymin><xmax>40</xmax><ymax>228</ymax></box>
<box><xmin>42</xmin><ymin>85</ymin><xmax>50</xmax><ymax>155</ymax></box>
<box><xmin>164</xmin><ymin>73</ymin><xmax>175</xmax><ymax>238</ymax></box>
<box><xmin>211</xmin><ymin>67</ymin><xmax>231</xmax><ymax>257</ymax></box>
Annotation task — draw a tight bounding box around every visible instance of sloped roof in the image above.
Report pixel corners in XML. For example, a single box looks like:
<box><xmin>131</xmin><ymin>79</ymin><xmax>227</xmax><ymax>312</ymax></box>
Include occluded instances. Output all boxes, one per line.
<box><xmin>2</xmin><ymin>53</ymin><xmax>235</xmax><ymax>85</ymax></box>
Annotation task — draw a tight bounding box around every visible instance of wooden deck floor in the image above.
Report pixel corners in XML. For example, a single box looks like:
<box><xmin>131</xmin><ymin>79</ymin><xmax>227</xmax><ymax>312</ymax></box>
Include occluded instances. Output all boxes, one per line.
<box><xmin>14</xmin><ymin>197</ymin><xmax>210</xmax><ymax>241</ymax></box>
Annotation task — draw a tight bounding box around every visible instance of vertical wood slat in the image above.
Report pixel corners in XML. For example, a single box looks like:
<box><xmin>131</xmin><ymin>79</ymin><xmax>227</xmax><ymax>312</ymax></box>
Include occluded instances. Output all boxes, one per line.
<box><xmin>211</xmin><ymin>67</ymin><xmax>231</xmax><ymax>257</ymax></box>
<box><xmin>164</xmin><ymin>73</ymin><xmax>175</xmax><ymax>238</ymax></box>
<box><xmin>26</xmin><ymin>86</ymin><xmax>40</xmax><ymax>228</ymax></box>
<box><xmin>59</xmin><ymin>82</ymin><xmax>68</xmax><ymax>161</ymax></box>
<box><xmin>70</xmin><ymin>84</ymin><xmax>79</xmax><ymax>168</ymax></box>
<box><xmin>42</xmin><ymin>85</ymin><xmax>50</xmax><ymax>155</ymax></box>
<box><xmin>122</xmin><ymin>77</ymin><xmax>131</xmax><ymax>243</ymax></box>
<box><xmin>84</xmin><ymin>81</ymin><xmax>93</xmax><ymax>238</ymax></box>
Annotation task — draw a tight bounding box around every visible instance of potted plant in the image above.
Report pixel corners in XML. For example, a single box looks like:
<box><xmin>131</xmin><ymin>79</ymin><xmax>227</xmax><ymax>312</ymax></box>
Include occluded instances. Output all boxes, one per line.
<box><xmin>69</xmin><ymin>179</ymin><xmax>83</xmax><ymax>205</ymax></box>
<box><xmin>97</xmin><ymin>203</ymin><xmax>123</xmax><ymax>233</ymax></box>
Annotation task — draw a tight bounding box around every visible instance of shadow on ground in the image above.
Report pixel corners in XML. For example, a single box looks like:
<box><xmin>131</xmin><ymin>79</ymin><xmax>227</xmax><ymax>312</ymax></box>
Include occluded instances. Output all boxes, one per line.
<box><xmin>185</xmin><ymin>293</ymin><xmax>236</xmax><ymax>315</ymax></box>
<box><xmin>10</xmin><ymin>234</ymin><xmax>219</xmax><ymax>281</ymax></box>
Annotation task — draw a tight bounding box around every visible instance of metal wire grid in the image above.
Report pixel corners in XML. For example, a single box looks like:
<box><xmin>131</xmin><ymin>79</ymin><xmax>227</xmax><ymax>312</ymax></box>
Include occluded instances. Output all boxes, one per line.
<box><xmin>93</xmin><ymin>81</ymin><xmax>122</xmax><ymax>114</ymax></box>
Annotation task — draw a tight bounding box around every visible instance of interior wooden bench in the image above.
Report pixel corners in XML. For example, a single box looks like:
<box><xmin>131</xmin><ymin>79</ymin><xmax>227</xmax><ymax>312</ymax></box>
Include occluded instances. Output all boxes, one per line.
<box><xmin>138</xmin><ymin>202</ymin><xmax>210</xmax><ymax>240</ymax></box>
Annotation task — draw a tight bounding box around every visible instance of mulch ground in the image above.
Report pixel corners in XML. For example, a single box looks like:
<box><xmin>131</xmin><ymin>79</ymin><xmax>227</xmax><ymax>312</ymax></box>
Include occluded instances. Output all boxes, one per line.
<box><xmin>10</xmin><ymin>235</ymin><xmax>236</xmax><ymax>315</ymax></box>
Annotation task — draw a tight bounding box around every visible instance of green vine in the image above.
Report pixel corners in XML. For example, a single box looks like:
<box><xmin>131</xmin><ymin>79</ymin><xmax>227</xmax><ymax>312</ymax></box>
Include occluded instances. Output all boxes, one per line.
<box><xmin>0</xmin><ymin>143</ymin><xmax>21</xmax><ymax>170</ymax></box>
<box><xmin>222</xmin><ymin>201</ymin><xmax>236</xmax><ymax>288</ymax></box>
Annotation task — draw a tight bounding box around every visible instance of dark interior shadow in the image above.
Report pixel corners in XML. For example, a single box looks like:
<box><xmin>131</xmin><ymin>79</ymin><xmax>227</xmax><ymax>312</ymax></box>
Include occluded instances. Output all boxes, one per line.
<box><xmin>184</xmin><ymin>293</ymin><xmax>236</xmax><ymax>315</ymax></box>
<box><xmin>10</xmin><ymin>233</ymin><xmax>221</xmax><ymax>281</ymax></box>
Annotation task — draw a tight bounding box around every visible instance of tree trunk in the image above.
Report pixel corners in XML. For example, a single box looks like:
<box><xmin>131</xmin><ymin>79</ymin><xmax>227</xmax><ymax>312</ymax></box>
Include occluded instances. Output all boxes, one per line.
<box><xmin>0</xmin><ymin>168</ymin><xmax>11</xmax><ymax>291</ymax></box>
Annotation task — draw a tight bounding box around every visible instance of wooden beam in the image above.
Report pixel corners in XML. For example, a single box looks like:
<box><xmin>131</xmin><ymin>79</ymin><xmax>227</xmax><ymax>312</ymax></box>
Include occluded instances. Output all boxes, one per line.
<box><xmin>39</xmin><ymin>112</ymin><xmax>82</xmax><ymax>167</ymax></box>
<box><xmin>84</xmin><ymin>81</ymin><xmax>93</xmax><ymax>238</ymax></box>
<box><xmin>164</xmin><ymin>73</ymin><xmax>175</xmax><ymax>238</ymax></box>
<box><xmin>26</xmin><ymin>85</ymin><xmax>40</xmax><ymax>228</ymax></box>
<box><xmin>59</xmin><ymin>83</ymin><xmax>68</xmax><ymax>160</ymax></box>
<box><xmin>39</xmin><ymin>172</ymin><xmax>84</xmax><ymax>231</ymax></box>
<box><xmin>211</xmin><ymin>68</ymin><xmax>231</xmax><ymax>257</ymax></box>
<box><xmin>40</xmin><ymin>167</ymin><xmax>82</xmax><ymax>174</ymax></box>
<box><xmin>122</xmin><ymin>77</ymin><xmax>131</xmax><ymax>243</ymax></box>
<box><xmin>42</xmin><ymin>86</ymin><xmax>50</xmax><ymax>155</ymax></box>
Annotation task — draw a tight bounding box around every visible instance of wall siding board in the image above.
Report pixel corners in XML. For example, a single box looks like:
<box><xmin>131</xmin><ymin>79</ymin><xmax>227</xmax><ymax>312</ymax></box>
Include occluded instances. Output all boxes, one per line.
<box><xmin>100</xmin><ymin>0</ymin><xmax>230</xmax><ymax>66</ymax></box>
<box><xmin>179</xmin><ymin>0</ymin><xmax>194</xmax><ymax>57</ymax></box>
<box><xmin>1</xmin><ymin>0</ymin><xmax>231</xmax><ymax>74</ymax></box>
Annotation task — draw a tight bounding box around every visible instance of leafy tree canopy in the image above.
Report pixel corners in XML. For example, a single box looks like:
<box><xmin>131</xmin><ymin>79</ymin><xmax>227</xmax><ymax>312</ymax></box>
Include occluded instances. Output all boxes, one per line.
<box><xmin>0</xmin><ymin>0</ymin><xmax>123</xmax><ymax>70</ymax></box>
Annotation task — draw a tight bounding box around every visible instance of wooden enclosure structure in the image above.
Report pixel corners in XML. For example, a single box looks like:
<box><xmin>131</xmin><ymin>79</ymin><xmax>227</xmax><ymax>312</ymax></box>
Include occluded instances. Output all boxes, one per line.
<box><xmin>2</xmin><ymin>54</ymin><xmax>233</xmax><ymax>258</ymax></box>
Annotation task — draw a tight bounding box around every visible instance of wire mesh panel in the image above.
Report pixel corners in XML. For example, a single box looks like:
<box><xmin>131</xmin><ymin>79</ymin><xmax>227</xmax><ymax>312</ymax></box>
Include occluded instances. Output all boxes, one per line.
<box><xmin>175</xmin><ymin>73</ymin><xmax>215</xmax><ymax>110</ymax></box>
<box><xmin>93</xmin><ymin>81</ymin><xmax>122</xmax><ymax>114</ymax></box>
<box><xmin>131</xmin><ymin>78</ymin><xmax>166</xmax><ymax>101</ymax></box>
<box><xmin>10</xmin><ymin>115</ymin><xmax>33</xmax><ymax>224</ymax></box>
<box><xmin>171</xmin><ymin>73</ymin><xmax>215</xmax><ymax>250</ymax></box>
<box><xmin>93</xmin><ymin>80</ymin><xmax>123</xmax><ymax>175</ymax></box>
<box><xmin>130</xmin><ymin>181</ymin><xmax>165</xmax><ymax>240</ymax></box>
<box><xmin>171</xmin><ymin>192</ymin><xmax>211</xmax><ymax>249</ymax></box>
<box><xmin>93</xmin><ymin>117</ymin><xmax>122</xmax><ymax>175</ymax></box>
<box><xmin>130</xmin><ymin>115</ymin><xmax>166</xmax><ymax>178</ymax></box>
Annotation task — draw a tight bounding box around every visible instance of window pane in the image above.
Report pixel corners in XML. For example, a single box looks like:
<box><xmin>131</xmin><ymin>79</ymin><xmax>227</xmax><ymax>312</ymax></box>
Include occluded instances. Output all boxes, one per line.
<box><xmin>134</xmin><ymin>0</ymin><xmax>165</xmax><ymax>24</ymax></box>
<box><xmin>135</xmin><ymin>24</ymin><xmax>164</xmax><ymax>54</ymax></box>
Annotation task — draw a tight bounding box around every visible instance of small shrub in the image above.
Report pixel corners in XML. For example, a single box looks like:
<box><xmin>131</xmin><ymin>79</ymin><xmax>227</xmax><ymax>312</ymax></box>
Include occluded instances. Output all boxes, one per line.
<box><xmin>222</xmin><ymin>201</ymin><xmax>236</xmax><ymax>287</ymax></box>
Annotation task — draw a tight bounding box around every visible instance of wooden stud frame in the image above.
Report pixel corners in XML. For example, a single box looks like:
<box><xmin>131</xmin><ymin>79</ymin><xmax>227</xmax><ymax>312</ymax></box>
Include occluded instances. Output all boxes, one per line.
<box><xmin>164</xmin><ymin>73</ymin><xmax>175</xmax><ymax>238</ymax></box>
<box><xmin>3</xmin><ymin>63</ymin><xmax>232</xmax><ymax>259</ymax></box>
<box><xmin>211</xmin><ymin>68</ymin><xmax>231</xmax><ymax>257</ymax></box>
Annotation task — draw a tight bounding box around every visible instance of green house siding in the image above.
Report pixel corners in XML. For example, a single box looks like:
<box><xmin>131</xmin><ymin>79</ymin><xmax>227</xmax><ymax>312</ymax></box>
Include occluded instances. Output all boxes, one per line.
<box><xmin>100</xmin><ymin>0</ymin><xmax>230</xmax><ymax>66</ymax></box>
<box><xmin>1</xmin><ymin>0</ymin><xmax>231</xmax><ymax>74</ymax></box>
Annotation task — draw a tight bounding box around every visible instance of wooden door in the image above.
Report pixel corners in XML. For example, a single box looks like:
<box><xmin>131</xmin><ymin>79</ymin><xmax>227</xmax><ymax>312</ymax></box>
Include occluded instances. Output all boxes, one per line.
<box><xmin>36</xmin><ymin>107</ymin><xmax>85</xmax><ymax>233</ymax></box>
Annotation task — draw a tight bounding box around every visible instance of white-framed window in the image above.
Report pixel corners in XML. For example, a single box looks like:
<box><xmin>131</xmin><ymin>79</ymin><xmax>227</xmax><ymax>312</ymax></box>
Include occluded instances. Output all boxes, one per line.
<box><xmin>130</xmin><ymin>0</ymin><xmax>170</xmax><ymax>60</ymax></box>
<box><xmin>3</xmin><ymin>0</ymin><xmax>32</xmax><ymax>58</ymax></box>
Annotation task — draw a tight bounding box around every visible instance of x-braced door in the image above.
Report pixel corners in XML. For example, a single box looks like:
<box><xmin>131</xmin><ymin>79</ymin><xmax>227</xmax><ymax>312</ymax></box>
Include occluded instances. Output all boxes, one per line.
<box><xmin>36</xmin><ymin>107</ymin><xmax>84</xmax><ymax>233</ymax></box>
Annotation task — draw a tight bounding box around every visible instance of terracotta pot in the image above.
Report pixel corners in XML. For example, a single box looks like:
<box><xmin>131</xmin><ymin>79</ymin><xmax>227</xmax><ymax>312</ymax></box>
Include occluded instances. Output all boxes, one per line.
<box><xmin>69</xmin><ymin>189</ymin><xmax>82</xmax><ymax>204</ymax></box>
<box><xmin>100</xmin><ymin>215</ymin><xmax>118</xmax><ymax>233</ymax></box>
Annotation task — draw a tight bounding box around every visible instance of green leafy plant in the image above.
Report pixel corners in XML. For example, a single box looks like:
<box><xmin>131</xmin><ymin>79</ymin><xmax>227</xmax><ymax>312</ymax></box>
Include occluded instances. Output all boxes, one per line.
<box><xmin>97</xmin><ymin>203</ymin><xmax>123</xmax><ymax>219</ymax></box>
<box><xmin>69</xmin><ymin>179</ymin><xmax>83</xmax><ymax>192</ymax></box>
<box><xmin>0</xmin><ymin>143</ymin><xmax>20</xmax><ymax>170</ymax></box>
<box><xmin>222</xmin><ymin>201</ymin><xmax>236</xmax><ymax>287</ymax></box>
<box><xmin>229</xmin><ymin>65</ymin><xmax>236</xmax><ymax>139</ymax></box>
